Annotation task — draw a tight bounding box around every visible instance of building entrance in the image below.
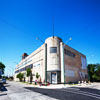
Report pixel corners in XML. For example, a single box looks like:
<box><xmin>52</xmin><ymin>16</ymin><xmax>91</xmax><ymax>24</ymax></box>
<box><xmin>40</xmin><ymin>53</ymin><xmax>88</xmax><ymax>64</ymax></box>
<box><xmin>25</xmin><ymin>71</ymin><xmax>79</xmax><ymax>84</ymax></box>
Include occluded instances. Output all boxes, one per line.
<box><xmin>51</xmin><ymin>72</ymin><xmax>57</xmax><ymax>84</ymax></box>
<box><xmin>47</xmin><ymin>71</ymin><xmax>61</xmax><ymax>84</ymax></box>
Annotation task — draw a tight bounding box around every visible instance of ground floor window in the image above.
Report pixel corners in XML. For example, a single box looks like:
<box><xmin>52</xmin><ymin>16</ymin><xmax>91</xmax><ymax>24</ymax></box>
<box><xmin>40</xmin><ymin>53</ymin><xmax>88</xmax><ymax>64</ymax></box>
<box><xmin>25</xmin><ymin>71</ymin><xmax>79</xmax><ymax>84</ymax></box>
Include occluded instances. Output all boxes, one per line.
<box><xmin>47</xmin><ymin>71</ymin><xmax>61</xmax><ymax>84</ymax></box>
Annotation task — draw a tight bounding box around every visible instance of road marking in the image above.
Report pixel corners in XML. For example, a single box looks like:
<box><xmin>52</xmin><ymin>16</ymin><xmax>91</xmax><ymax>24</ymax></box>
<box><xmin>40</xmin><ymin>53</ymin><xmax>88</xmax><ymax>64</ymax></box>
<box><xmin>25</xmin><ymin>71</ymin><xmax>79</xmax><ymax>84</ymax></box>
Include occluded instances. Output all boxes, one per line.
<box><xmin>61</xmin><ymin>89</ymin><xmax>100</xmax><ymax>99</ymax></box>
<box><xmin>77</xmin><ymin>90</ymin><xmax>100</xmax><ymax>97</ymax></box>
<box><xmin>63</xmin><ymin>87</ymin><xmax>80</xmax><ymax>91</ymax></box>
<box><xmin>63</xmin><ymin>88</ymin><xmax>100</xmax><ymax>97</ymax></box>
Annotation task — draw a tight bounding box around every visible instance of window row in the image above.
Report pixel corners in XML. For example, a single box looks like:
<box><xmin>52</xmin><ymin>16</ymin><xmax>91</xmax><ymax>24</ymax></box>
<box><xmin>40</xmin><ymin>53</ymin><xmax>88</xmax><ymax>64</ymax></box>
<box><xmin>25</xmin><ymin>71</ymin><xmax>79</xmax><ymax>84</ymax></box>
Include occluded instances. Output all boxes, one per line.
<box><xmin>17</xmin><ymin>59</ymin><xmax>32</xmax><ymax>69</ymax></box>
<box><xmin>15</xmin><ymin>64</ymin><xmax>33</xmax><ymax>73</ymax></box>
<box><xmin>64</xmin><ymin>49</ymin><xmax>76</xmax><ymax>58</ymax></box>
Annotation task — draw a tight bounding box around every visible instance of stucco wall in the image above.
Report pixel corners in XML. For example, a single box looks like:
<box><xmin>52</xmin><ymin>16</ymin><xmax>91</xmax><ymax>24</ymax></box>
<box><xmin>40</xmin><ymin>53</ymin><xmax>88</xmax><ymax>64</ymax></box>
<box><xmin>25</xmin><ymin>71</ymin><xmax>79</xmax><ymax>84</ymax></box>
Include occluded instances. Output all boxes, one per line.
<box><xmin>14</xmin><ymin>44</ymin><xmax>45</xmax><ymax>82</ymax></box>
<box><xmin>45</xmin><ymin>37</ymin><xmax>62</xmax><ymax>71</ymax></box>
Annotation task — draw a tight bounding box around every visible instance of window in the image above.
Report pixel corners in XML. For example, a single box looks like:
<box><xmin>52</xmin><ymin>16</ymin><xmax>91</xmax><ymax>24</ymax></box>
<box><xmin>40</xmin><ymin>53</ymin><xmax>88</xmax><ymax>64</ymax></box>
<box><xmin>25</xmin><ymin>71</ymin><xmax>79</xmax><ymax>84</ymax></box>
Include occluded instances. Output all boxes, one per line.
<box><xmin>64</xmin><ymin>49</ymin><xmax>75</xmax><ymax>58</ymax></box>
<box><xmin>81</xmin><ymin>56</ymin><xmax>87</xmax><ymax>69</ymax></box>
<box><xmin>33</xmin><ymin>62</ymin><xmax>41</xmax><ymax>67</ymax></box>
<box><xmin>50</xmin><ymin>47</ymin><xmax>57</xmax><ymax>53</ymax></box>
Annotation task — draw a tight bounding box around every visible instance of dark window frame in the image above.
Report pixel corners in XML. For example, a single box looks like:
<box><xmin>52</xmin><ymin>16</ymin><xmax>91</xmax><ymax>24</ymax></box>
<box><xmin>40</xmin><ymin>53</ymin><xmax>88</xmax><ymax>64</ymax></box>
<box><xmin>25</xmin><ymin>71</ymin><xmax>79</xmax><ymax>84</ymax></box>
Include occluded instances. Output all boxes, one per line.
<box><xmin>64</xmin><ymin>49</ymin><xmax>76</xmax><ymax>58</ymax></box>
<box><xmin>50</xmin><ymin>47</ymin><xmax>57</xmax><ymax>53</ymax></box>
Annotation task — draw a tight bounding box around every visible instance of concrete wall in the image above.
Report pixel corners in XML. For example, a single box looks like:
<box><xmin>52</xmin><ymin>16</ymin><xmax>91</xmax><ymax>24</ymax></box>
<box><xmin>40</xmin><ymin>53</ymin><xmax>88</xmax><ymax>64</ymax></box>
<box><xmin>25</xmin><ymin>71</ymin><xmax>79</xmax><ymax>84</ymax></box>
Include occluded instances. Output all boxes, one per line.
<box><xmin>45</xmin><ymin>37</ymin><xmax>62</xmax><ymax>71</ymax></box>
<box><xmin>14</xmin><ymin>44</ymin><xmax>46</xmax><ymax>82</ymax></box>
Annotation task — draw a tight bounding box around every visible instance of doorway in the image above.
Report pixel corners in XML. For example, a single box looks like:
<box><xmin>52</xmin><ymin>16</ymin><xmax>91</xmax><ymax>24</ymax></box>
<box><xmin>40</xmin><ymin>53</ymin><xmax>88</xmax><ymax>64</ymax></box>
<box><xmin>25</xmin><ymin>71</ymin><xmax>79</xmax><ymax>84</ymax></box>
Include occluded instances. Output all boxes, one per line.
<box><xmin>51</xmin><ymin>72</ymin><xmax>57</xmax><ymax>84</ymax></box>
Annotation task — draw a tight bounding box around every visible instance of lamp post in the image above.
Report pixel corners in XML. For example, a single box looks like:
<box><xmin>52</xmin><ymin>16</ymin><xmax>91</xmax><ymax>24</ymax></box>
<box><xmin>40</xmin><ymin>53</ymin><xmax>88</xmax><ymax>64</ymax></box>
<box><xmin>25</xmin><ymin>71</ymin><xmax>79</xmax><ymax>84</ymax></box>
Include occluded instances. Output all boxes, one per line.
<box><xmin>64</xmin><ymin>37</ymin><xmax>72</xmax><ymax>45</ymax></box>
<box><xmin>63</xmin><ymin>37</ymin><xmax>72</xmax><ymax>85</ymax></box>
<box><xmin>36</xmin><ymin>37</ymin><xmax>44</xmax><ymax>44</ymax></box>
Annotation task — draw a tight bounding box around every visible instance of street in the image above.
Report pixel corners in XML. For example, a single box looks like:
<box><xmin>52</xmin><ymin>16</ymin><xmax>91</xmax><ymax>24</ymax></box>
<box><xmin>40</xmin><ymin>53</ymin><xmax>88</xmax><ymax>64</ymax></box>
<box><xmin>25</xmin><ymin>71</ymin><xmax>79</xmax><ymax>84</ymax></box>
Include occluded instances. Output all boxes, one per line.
<box><xmin>0</xmin><ymin>81</ymin><xmax>57</xmax><ymax>100</ymax></box>
<box><xmin>0</xmin><ymin>81</ymin><xmax>100</xmax><ymax>100</ymax></box>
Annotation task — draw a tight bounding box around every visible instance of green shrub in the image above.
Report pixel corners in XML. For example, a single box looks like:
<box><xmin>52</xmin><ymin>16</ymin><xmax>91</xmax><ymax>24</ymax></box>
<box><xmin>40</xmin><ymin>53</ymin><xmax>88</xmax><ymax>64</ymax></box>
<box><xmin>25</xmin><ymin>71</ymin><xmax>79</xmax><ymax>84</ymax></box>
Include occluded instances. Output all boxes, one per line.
<box><xmin>16</xmin><ymin>73</ymin><xmax>24</xmax><ymax>81</ymax></box>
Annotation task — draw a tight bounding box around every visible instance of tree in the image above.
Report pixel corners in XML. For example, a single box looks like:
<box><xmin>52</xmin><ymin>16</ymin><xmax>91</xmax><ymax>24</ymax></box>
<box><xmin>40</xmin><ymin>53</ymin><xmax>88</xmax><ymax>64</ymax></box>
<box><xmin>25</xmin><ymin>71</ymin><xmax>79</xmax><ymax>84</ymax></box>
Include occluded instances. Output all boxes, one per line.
<box><xmin>26</xmin><ymin>68</ymin><xmax>32</xmax><ymax>83</ymax></box>
<box><xmin>36</xmin><ymin>72</ymin><xmax>40</xmax><ymax>80</ymax></box>
<box><xmin>26</xmin><ymin>68</ymin><xmax>31</xmax><ymax>77</ymax></box>
<box><xmin>0</xmin><ymin>62</ymin><xmax>6</xmax><ymax>78</ymax></box>
<box><xmin>88</xmin><ymin>64</ymin><xmax>100</xmax><ymax>82</ymax></box>
<box><xmin>93</xmin><ymin>64</ymin><xmax>100</xmax><ymax>81</ymax></box>
<box><xmin>16</xmin><ymin>73</ymin><xmax>24</xmax><ymax>81</ymax></box>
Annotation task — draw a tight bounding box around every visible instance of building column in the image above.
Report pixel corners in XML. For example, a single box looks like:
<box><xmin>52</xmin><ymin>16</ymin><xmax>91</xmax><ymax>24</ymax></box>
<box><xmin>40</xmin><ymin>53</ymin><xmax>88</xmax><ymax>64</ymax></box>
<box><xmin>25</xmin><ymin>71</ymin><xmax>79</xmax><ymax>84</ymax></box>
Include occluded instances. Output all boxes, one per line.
<box><xmin>45</xmin><ymin>43</ymin><xmax>47</xmax><ymax>84</ymax></box>
<box><xmin>60</xmin><ymin>42</ymin><xmax>65</xmax><ymax>83</ymax></box>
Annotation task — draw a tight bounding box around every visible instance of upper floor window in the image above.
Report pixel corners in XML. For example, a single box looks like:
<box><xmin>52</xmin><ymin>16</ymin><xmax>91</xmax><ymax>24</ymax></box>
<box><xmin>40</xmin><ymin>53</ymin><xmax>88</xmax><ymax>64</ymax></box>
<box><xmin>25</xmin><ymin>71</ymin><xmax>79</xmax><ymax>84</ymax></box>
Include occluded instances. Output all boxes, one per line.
<box><xmin>64</xmin><ymin>49</ymin><xmax>75</xmax><ymax>58</ymax></box>
<box><xmin>50</xmin><ymin>47</ymin><xmax>57</xmax><ymax>53</ymax></box>
<box><xmin>81</xmin><ymin>56</ymin><xmax>87</xmax><ymax>69</ymax></box>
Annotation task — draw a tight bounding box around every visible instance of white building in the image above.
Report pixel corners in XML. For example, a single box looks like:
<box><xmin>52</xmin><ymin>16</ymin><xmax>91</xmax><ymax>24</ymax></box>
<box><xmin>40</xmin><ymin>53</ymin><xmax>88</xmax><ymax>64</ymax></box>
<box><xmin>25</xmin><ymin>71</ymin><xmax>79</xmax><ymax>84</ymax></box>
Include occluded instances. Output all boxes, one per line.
<box><xmin>14</xmin><ymin>36</ymin><xmax>88</xmax><ymax>84</ymax></box>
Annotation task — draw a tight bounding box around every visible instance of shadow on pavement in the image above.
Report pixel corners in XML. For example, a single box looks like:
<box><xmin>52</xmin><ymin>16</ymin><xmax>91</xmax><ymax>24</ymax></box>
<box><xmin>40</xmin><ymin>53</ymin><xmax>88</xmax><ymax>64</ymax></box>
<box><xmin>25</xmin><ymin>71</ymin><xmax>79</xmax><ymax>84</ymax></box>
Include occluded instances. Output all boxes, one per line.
<box><xmin>0</xmin><ymin>83</ymin><xmax>8</xmax><ymax>93</ymax></box>
<box><xmin>24</xmin><ymin>87</ymin><xmax>65</xmax><ymax>100</ymax></box>
<box><xmin>24</xmin><ymin>86</ymin><xmax>99</xmax><ymax>100</ymax></box>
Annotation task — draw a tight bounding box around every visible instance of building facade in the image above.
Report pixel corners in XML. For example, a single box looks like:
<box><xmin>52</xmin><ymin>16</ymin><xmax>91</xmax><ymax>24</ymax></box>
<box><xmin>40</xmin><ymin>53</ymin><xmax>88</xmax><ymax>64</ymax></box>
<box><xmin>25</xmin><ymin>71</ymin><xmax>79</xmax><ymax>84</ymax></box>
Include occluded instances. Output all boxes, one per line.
<box><xmin>14</xmin><ymin>36</ymin><xmax>88</xmax><ymax>83</ymax></box>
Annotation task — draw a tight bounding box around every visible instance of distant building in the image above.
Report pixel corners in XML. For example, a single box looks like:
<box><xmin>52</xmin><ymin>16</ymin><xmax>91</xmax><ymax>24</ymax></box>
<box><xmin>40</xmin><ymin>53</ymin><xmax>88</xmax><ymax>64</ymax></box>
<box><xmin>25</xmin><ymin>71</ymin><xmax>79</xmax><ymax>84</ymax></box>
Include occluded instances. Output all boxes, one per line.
<box><xmin>14</xmin><ymin>36</ymin><xmax>88</xmax><ymax>83</ymax></box>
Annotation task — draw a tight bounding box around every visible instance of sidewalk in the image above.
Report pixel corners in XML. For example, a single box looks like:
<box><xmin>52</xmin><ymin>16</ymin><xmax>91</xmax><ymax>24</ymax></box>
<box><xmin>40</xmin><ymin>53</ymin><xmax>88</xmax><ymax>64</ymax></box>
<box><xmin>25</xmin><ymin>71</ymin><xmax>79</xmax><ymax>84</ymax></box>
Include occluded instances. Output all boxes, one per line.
<box><xmin>23</xmin><ymin>82</ymin><xmax>100</xmax><ymax>90</ymax></box>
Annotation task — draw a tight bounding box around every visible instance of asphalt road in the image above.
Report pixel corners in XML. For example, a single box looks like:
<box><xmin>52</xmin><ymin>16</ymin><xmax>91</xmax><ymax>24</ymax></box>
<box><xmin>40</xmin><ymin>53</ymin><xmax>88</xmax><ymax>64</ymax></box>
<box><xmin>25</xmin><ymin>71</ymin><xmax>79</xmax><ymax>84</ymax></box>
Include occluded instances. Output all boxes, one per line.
<box><xmin>0</xmin><ymin>81</ymin><xmax>100</xmax><ymax>100</ymax></box>
<box><xmin>0</xmin><ymin>81</ymin><xmax>57</xmax><ymax>100</ymax></box>
<box><xmin>25</xmin><ymin>87</ymin><xmax>100</xmax><ymax>100</ymax></box>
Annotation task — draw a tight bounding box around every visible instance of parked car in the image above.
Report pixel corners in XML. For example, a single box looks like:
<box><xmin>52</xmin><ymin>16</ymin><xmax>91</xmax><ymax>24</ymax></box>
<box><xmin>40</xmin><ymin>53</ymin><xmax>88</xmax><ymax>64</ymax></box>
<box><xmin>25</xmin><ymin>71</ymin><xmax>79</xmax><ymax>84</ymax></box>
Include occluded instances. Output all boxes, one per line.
<box><xmin>2</xmin><ymin>78</ymin><xmax>6</xmax><ymax>84</ymax></box>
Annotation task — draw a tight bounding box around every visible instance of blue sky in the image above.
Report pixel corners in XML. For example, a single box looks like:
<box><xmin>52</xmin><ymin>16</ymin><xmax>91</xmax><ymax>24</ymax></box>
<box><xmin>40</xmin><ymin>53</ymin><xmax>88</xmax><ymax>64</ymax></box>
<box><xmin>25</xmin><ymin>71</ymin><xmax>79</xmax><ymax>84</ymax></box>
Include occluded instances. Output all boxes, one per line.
<box><xmin>0</xmin><ymin>0</ymin><xmax>100</xmax><ymax>76</ymax></box>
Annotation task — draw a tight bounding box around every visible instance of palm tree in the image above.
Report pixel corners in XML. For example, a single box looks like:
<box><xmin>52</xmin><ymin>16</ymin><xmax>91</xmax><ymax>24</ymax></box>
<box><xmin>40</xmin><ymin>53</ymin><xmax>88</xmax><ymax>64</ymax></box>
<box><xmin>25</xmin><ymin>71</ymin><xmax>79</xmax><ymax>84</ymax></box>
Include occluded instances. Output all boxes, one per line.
<box><xmin>26</xmin><ymin>68</ymin><xmax>32</xmax><ymax>83</ymax></box>
<box><xmin>36</xmin><ymin>72</ymin><xmax>40</xmax><ymax>80</ymax></box>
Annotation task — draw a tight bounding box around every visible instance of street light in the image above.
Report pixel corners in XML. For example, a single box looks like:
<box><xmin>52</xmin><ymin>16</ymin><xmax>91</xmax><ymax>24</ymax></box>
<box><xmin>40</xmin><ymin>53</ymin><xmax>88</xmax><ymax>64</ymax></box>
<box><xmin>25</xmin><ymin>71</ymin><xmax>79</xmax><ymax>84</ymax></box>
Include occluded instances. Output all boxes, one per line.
<box><xmin>36</xmin><ymin>37</ymin><xmax>44</xmax><ymax>44</ymax></box>
<box><xmin>64</xmin><ymin>37</ymin><xmax>72</xmax><ymax>45</ymax></box>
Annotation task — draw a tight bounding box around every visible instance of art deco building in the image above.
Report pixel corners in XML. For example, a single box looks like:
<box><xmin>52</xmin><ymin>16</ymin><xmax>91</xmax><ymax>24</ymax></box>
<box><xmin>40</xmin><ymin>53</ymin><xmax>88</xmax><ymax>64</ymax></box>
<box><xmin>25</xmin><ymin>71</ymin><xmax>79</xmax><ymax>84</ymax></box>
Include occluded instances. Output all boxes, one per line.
<box><xmin>14</xmin><ymin>36</ymin><xmax>88</xmax><ymax>83</ymax></box>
